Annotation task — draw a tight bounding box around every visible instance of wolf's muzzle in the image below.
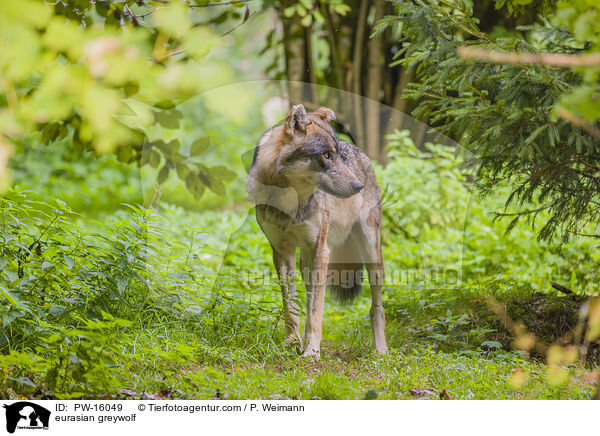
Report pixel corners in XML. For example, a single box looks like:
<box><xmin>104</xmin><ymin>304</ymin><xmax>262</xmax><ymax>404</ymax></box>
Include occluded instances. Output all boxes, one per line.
<box><xmin>350</xmin><ymin>181</ymin><xmax>364</xmax><ymax>194</ymax></box>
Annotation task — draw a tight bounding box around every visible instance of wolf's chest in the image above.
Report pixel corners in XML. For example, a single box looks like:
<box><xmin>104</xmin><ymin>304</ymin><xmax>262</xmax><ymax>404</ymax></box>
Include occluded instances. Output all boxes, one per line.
<box><xmin>256</xmin><ymin>189</ymin><xmax>364</xmax><ymax>251</ymax></box>
<box><xmin>258</xmin><ymin>209</ymin><xmax>355</xmax><ymax>252</ymax></box>
<box><xmin>295</xmin><ymin>216</ymin><xmax>353</xmax><ymax>247</ymax></box>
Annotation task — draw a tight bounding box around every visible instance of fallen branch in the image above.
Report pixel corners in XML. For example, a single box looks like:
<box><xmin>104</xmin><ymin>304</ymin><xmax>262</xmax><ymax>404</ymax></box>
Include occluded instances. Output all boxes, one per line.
<box><xmin>551</xmin><ymin>282</ymin><xmax>574</xmax><ymax>295</ymax></box>
<box><xmin>551</xmin><ymin>282</ymin><xmax>579</xmax><ymax>298</ymax></box>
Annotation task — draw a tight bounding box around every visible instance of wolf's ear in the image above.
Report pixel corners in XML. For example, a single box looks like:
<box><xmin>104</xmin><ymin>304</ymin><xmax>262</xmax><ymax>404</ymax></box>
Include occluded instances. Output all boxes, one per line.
<box><xmin>284</xmin><ymin>104</ymin><xmax>309</xmax><ymax>136</ymax></box>
<box><xmin>313</xmin><ymin>107</ymin><xmax>336</xmax><ymax>123</ymax></box>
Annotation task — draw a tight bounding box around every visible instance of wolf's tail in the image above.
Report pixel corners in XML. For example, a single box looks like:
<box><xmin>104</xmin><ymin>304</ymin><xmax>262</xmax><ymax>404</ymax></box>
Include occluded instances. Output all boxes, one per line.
<box><xmin>326</xmin><ymin>263</ymin><xmax>363</xmax><ymax>305</ymax></box>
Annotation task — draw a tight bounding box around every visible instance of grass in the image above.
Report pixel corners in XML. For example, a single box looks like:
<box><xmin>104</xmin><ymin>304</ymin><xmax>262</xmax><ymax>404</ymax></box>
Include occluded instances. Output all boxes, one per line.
<box><xmin>97</xmin><ymin>292</ymin><xmax>598</xmax><ymax>400</ymax></box>
<box><xmin>1</xmin><ymin>191</ymin><xmax>598</xmax><ymax>401</ymax></box>
<box><xmin>18</xmin><ymin>286</ymin><xmax>592</xmax><ymax>401</ymax></box>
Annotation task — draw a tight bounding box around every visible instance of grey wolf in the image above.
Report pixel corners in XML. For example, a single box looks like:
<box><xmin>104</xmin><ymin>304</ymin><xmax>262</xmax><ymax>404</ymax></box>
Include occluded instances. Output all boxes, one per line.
<box><xmin>246</xmin><ymin>104</ymin><xmax>387</xmax><ymax>357</ymax></box>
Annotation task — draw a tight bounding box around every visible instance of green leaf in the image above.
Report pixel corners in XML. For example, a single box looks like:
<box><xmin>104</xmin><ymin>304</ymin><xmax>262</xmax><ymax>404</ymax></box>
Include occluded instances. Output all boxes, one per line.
<box><xmin>149</xmin><ymin>150</ymin><xmax>161</xmax><ymax>168</ymax></box>
<box><xmin>190</xmin><ymin>137</ymin><xmax>210</xmax><ymax>156</ymax></box>
<box><xmin>155</xmin><ymin>110</ymin><xmax>180</xmax><ymax>129</ymax></box>
<box><xmin>157</xmin><ymin>139</ymin><xmax>180</xmax><ymax>156</ymax></box>
<box><xmin>116</xmin><ymin>146</ymin><xmax>134</xmax><ymax>163</ymax></box>
<box><xmin>301</xmin><ymin>14</ymin><xmax>312</xmax><ymax>26</ymax></box>
<box><xmin>154</xmin><ymin>100</ymin><xmax>176</xmax><ymax>110</ymax></box>
<box><xmin>185</xmin><ymin>173</ymin><xmax>206</xmax><ymax>200</ymax></box>
<box><xmin>45</xmin><ymin>367</ymin><xmax>58</xmax><ymax>391</ymax></box>
<box><xmin>124</xmin><ymin>82</ymin><xmax>139</xmax><ymax>97</ymax></box>
<box><xmin>524</xmin><ymin>125</ymin><xmax>547</xmax><ymax>145</ymax></box>
<box><xmin>175</xmin><ymin>163</ymin><xmax>190</xmax><ymax>180</ymax></box>
<box><xmin>209</xmin><ymin>165</ymin><xmax>237</xmax><ymax>183</ymax></box>
<box><xmin>95</xmin><ymin>1</ymin><xmax>110</xmax><ymax>17</ymax></box>
<box><xmin>296</xmin><ymin>5</ymin><xmax>307</xmax><ymax>16</ymax></box>
<box><xmin>197</xmin><ymin>169</ymin><xmax>211</xmax><ymax>187</ymax></box>
<box><xmin>4</xmin><ymin>270</ymin><xmax>17</xmax><ymax>283</ymax></box>
<box><xmin>115</xmin><ymin>318</ymin><xmax>133</xmax><ymax>327</ymax></box>
<box><xmin>208</xmin><ymin>179</ymin><xmax>226</xmax><ymax>196</ymax></box>
<box><xmin>157</xmin><ymin>165</ymin><xmax>170</xmax><ymax>184</ymax></box>
<box><xmin>283</xmin><ymin>6</ymin><xmax>296</xmax><ymax>18</ymax></box>
<box><xmin>481</xmin><ymin>341</ymin><xmax>502</xmax><ymax>349</ymax></box>
<box><xmin>116</xmin><ymin>276</ymin><xmax>128</xmax><ymax>294</ymax></box>
<box><xmin>7</xmin><ymin>376</ymin><xmax>36</xmax><ymax>387</ymax></box>
<box><xmin>153</xmin><ymin>2</ymin><xmax>192</xmax><ymax>39</ymax></box>
<box><xmin>49</xmin><ymin>305</ymin><xmax>66</xmax><ymax>317</ymax></box>
<box><xmin>0</xmin><ymin>288</ymin><xmax>22</xmax><ymax>307</ymax></box>
<box><xmin>41</xmin><ymin>122</ymin><xmax>60</xmax><ymax>145</ymax></box>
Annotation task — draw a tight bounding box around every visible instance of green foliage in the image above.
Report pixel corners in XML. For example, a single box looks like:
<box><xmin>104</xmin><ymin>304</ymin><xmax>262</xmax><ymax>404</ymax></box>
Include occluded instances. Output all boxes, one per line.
<box><xmin>379</xmin><ymin>0</ymin><xmax>600</xmax><ymax>241</ymax></box>
<box><xmin>379</xmin><ymin>130</ymin><xmax>468</xmax><ymax>241</ymax></box>
<box><xmin>1</xmin><ymin>130</ymin><xmax>599</xmax><ymax>399</ymax></box>
<box><xmin>0</xmin><ymin>0</ymin><xmax>243</xmax><ymax>199</ymax></box>
<box><xmin>0</xmin><ymin>189</ymin><xmax>153</xmax><ymax>348</ymax></box>
<box><xmin>378</xmin><ymin>130</ymin><xmax>600</xmax><ymax>293</ymax></box>
<box><xmin>0</xmin><ymin>186</ymin><xmax>283</xmax><ymax>397</ymax></box>
<box><xmin>10</xmin><ymin>137</ymin><xmax>142</xmax><ymax>214</ymax></box>
<box><xmin>551</xmin><ymin>1</ymin><xmax>600</xmax><ymax>121</ymax></box>
<box><xmin>2</xmin><ymin>1</ymin><xmax>599</xmax><ymax>399</ymax></box>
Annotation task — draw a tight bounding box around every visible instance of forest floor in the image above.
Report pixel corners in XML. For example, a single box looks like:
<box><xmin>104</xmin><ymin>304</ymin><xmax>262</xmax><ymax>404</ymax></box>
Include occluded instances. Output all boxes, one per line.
<box><xmin>116</xmin><ymin>288</ymin><xmax>597</xmax><ymax>400</ymax></box>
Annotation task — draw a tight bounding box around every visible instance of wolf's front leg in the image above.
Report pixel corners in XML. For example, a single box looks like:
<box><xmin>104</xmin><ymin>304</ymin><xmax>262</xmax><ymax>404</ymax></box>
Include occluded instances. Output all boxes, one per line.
<box><xmin>302</xmin><ymin>212</ymin><xmax>329</xmax><ymax>358</ymax></box>
<box><xmin>273</xmin><ymin>249</ymin><xmax>301</xmax><ymax>347</ymax></box>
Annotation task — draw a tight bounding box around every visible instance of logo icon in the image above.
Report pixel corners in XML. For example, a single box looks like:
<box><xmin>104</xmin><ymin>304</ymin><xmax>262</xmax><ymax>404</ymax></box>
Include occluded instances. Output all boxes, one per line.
<box><xmin>2</xmin><ymin>402</ymin><xmax>50</xmax><ymax>434</ymax></box>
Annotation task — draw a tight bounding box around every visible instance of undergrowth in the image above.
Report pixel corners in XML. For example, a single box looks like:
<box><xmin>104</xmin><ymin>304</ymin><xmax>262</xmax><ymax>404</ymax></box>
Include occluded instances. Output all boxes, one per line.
<box><xmin>0</xmin><ymin>187</ymin><xmax>597</xmax><ymax>399</ymax></box>
<box><xmin>1</xmin><ymin>131</ymin><xmax>599</xmax><ymax>400</ymax></box>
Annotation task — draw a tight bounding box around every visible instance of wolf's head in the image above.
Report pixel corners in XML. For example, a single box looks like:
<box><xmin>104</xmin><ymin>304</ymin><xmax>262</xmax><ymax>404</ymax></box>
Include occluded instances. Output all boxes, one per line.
<box><xmin>275</xmin><ymin>104</ymin><xmax>363</xmax><ymax>199</ymax></box>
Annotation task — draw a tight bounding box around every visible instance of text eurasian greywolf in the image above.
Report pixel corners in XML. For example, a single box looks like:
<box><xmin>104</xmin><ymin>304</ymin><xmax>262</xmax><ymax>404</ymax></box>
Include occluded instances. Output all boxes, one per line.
<box><xmin>246</xmin><ymin>104</ymin><xmax>387</xmax><ymax>357</ymax></box>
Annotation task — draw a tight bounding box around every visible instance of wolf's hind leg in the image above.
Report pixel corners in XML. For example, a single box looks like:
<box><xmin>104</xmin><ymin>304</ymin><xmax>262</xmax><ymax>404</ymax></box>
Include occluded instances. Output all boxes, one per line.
<box><xmin>273</xmin><ymin>248</ymin><xmax>301</xmax><ymax>347</ymax></box>
<box><xmin>366</xmin><ymin>260</ymin><xmax>387</xmax><ymax>353</ymax></box>
<box><xmin>358</xmin><ymin>218</ymin><xmax>388</xmax><ymax>354</ymax></box>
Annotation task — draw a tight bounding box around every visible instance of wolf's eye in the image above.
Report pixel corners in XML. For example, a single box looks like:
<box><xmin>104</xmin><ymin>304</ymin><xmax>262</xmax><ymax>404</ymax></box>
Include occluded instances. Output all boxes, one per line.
<box><xmin>322</xmin><ymin>152</ymin><xmax>331</xmax><ymax>159</ymax></box>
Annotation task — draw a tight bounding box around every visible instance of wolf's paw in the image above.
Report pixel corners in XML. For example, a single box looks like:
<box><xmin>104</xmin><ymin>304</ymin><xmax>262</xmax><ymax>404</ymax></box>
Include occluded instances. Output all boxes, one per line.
<box><xmin>301</xmin><ymin>346</ymin><xmax>321</xmax><ymax>359</ymax></box>
<box><xmin>375</xmin><ymin>344</ymin><xmax>388</xmax><ymax>354</ymax></box>
<box><xmin>283</xmin><ymin>336</ymin><xmax>302</xmax><ymax>350</ymax></box>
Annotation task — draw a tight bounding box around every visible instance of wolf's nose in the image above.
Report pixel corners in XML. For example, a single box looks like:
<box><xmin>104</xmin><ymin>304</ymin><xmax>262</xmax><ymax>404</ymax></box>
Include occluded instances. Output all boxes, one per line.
<box><xmin>351</xmin><ymin>181</ymin><xmax>364</xmax><ymax>193</ymax></box>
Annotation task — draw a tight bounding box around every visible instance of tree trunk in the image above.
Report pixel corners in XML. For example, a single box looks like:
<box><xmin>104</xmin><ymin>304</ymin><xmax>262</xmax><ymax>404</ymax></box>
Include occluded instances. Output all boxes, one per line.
<box><xmin>365</xmin><ymin>0</ymin><xmax>385</xmax><ymax>161</ymax></box>
<box><xmin>282</xmin><ymin>2</ymin><xmax>306</xmax><ymax>104</ymax></box>
<box><xmin>305</xmin><ymin>24</ymin><xmax>318</xmax><ymax>104</ymax></box>
<box><xmin>351</xmin><ymin>0</ymin><xmax>369</xmax><ymax>150</ymax></box>
<box><xmin>323</xmin><ymin>6</ymin><xmax>344</xmax><ymax>91</ymax></box>
<box><xmin>385</xmin><ymin>65</ymin><xmax>415</xmax><ymax>137</ymax></box>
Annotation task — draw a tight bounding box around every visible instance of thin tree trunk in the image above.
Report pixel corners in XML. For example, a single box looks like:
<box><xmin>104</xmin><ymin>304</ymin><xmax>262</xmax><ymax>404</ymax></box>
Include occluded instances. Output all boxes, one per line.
<box><xmin>332</xmin><ymin>10</ymin><xmax>354</xmax><ymax>131</ymax></box>
<box><xmin>282</xmin><ymin>2</ymin><xmax>306</xmax><ymax>104</ymax></box>
<box><xmin>323</xmin><ymin>6</ymin><xmax>344</xmax><ymax>91</ymax></box>
<box><xmin>382</xmin><ymin>0</ymin><xmax>396</xmax><ymax>107</ymax></box>
<box><xmin>365</xmin><ymin>0</ymin><xmax>385</xmax><ymax>161</ymax></box>
<box><xmin>351</xmin><ymin>0</ymin><xmax>369</xmax><ymax>149</ymax></box>
<box><xmin>305</xmin><ymin>24</ymin><xmax>318</xmax><ymax>104</ymax></box>
<box><xmin>351</xmin><ymin>0</ymin><xmax>368</xmax><ymax>98</ymax></box>
<box><xmin>413</xmin><ymin>121</ymin><xmax>428</xmax><ymax>147</ymax></box>
<box><xmin>385</xmin><ymin>65</ymin><xmax>415</xmax><ymax>136</ymax></box>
